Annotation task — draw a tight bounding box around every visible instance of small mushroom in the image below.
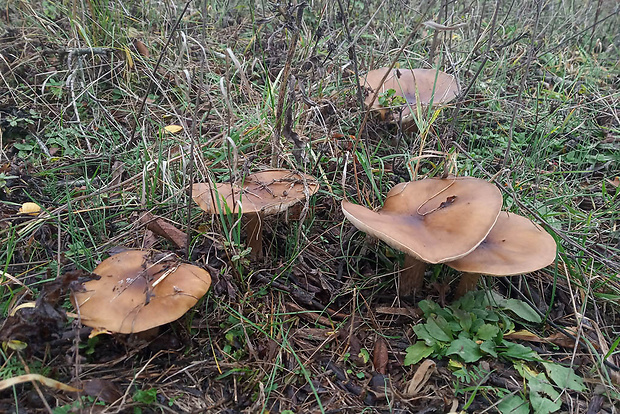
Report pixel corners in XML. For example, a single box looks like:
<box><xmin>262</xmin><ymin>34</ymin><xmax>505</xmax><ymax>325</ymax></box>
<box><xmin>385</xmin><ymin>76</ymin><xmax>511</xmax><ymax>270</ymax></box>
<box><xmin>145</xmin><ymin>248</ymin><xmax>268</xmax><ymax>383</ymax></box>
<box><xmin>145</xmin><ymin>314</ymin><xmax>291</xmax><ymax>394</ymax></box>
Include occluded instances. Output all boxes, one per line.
<box><xmin>192</xmin><ymin>169</ymin><xmax>319</xmax><ymax>259</ymax></box>
<box><xmin>71</xmin><ymin>249</ymin><xmax>211</xmax><ymax>334</ymax></box>
<box><xmin>342</xmin><ymin>177</ymin><xmax>502</xmax><ymax>296</ymax></box>
<box><xmin>446</xmin><ymin>212</ymin><xmax>557</xmax><ymax>298</ymax></box>
<box><xmin>362</xmin><ymin>67</ymin><xmax>459</xmax><ymax>123</ymax></box>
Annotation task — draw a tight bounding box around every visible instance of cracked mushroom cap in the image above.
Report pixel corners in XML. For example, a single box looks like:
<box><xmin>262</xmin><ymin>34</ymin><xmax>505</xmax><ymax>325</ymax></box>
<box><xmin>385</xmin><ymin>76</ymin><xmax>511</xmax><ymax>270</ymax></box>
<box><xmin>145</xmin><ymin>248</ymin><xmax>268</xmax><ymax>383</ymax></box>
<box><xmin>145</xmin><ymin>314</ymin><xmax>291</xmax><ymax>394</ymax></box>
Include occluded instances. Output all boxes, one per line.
<box><xmin>71</xmin><ymin>250</ymin><xmax>211</xmax><ymax>334</ymax></box>
<box><xmin>192</xmin><ymin>169</ymin><xmax>319</xmax><ymax>216</ymax></box>
<box><xmin>446</xmin><ymin>212</ymin><xmax>557</xmax><ymax>275</ymax></box>
<box><xmin>341</xmin><ymin>177</ymin><xmax>502</xmax><ymax>263</ymax></box>
<box><xmin>362</xmin><ymin>68</ymin><xmax>459</xmax><ymax>121</ymax></box>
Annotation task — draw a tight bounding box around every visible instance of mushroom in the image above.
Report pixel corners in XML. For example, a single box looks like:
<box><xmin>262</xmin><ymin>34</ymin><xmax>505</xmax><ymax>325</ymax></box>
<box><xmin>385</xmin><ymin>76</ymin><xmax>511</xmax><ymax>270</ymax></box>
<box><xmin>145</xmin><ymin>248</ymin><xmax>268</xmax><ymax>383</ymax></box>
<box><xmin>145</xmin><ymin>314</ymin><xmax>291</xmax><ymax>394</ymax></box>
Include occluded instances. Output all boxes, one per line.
<box><xmin>342</xmin><ymin>177</ymin><xmax>502</xmax><ymax>296</ymax></box>
<box><xmin>192</xmin><ymin>169</ymin><xmax>319</xmax><ymax>260</ymax></box>
<box><xmin>446</xmin><ymin>212</ymin><xmax>557</xmax><ymax>298</ymax></box>
<box><xmin>71</xmin><ymin>249</ymin><xmax>211</xmax><ymax>334</ymax></box>
<box><xmin>362</xmin><ymin>67</ymin><xmax>459</xmax><ymax>124</ymax></box>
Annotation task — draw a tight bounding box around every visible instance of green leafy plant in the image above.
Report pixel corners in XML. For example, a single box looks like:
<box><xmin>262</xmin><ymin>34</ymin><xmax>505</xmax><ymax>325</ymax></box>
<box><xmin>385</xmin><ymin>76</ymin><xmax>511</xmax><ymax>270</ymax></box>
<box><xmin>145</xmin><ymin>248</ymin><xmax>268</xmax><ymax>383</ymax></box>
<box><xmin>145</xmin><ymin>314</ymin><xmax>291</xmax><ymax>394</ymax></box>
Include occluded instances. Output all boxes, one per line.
<box><xmin>377</xmin><ymin>88</ymin><xmax>407</xmax><ymax>107</ymax></box>
<box><xmin>405</xmin><ymin>291</ymin><xmax>585</xmax><ymax>413</ymax></box>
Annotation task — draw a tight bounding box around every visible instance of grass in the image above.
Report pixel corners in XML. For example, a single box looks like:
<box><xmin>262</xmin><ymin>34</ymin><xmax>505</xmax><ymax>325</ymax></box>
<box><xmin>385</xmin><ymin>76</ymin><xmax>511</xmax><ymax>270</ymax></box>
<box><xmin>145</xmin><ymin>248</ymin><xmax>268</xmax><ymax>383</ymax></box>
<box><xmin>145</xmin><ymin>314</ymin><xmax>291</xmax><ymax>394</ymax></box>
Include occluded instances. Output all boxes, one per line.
<box><xmin>0</xmin><ymin>0</ymin><xmax>619</xmax><ymax>412</ymax></box>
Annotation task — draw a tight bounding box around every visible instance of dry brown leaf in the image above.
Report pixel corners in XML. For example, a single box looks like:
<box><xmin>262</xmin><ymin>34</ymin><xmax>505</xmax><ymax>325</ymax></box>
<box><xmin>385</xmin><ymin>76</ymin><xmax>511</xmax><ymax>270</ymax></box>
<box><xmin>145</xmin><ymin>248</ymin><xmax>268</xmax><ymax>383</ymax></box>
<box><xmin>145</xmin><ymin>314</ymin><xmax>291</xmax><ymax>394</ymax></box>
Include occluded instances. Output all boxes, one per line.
<box><xmin>606</xmin><ymin>177</ymin><xmax>619</xmax><ymax>188</ymax></box>
<box><xmin>505</xmin><ymin>328</ymin><xmax>577</xmax><ymax>348</ymax></box>
<box><xmin>405</xmin><ymin>359</ymin><xmax>436</xmax><ymax>396</ymax></box>
<box><xmin>504</xmin><ymin>329</ymin><xmax>545</xmax><ymax>342</ymax></box>
<box><xmin>82</xmin><ymin>379</ymin><xmax>122</xmax><ymax>403</ymax></box>
<box><xmin>139</xmin><ymin>212</ymin><xmax>188</xmax><ymax>250</ymax></box>
<box><xmin>545</xmin><ymin>331</ymin><xmax>577</xmax><ymax>348</ymax></box>
<box><xmin>0</xmin><ymin>374</ymin><xmax>81</xmax><ymax>392</ymax></box>
<box><xmin>134</xmin><ymin>39</ymin><xmax>149</xmax><ymax>58</ymax></box>
<box><xmin>372</xmin><ymin>337</ymin><xmax>389</xmax><ymax>374</ymax></box>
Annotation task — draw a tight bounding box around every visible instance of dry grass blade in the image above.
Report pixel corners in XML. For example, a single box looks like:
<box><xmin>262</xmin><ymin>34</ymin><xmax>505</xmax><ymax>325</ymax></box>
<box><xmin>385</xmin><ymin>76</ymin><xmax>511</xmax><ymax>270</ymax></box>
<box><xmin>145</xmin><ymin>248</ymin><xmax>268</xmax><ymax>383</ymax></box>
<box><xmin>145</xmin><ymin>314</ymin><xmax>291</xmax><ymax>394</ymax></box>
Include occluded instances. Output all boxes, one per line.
<box><xmin>0</xmin><ymin>374</ymin><xmax>81</xmax><ymax>392</ymax></box>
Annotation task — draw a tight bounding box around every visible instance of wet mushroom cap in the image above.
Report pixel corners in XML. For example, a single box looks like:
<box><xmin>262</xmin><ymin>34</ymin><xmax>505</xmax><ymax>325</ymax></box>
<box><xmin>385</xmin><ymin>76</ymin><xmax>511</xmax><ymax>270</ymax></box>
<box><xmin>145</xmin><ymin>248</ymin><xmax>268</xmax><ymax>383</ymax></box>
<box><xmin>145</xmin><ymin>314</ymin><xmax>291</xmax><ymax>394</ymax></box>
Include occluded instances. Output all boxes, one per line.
<box><xmin>341</xmin><ymin>177</ymin><xmax>502</xmax><ymax>263</ymax></box>
<box><xmin>72</xmin><ymin>250</ymin><xmax>211</xmax><ymax>334</ymax></box>
<box><xmin>446</xmin><ymin>212</ymin><xmax>557</xmax><ymax>275</ymax></box>
<box><xmin>362</xmin><ymin>68</ymin><xmax>459</xmax><ymax>120</ymax></box>
<box><xmin>192</xmin><ymin>169</ymin><xmax>319</xmax><ymax>216</ymax></box>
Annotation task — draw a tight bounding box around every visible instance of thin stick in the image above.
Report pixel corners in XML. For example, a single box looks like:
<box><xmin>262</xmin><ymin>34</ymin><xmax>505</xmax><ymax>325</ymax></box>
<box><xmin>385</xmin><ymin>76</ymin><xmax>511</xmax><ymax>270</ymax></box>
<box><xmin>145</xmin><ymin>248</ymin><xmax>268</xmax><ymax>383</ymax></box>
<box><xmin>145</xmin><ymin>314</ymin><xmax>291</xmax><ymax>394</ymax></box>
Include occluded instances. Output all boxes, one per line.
<box><xmin>271</xmin><ymin>2</ymin><xmax>306</xmax><ymax>167</ymax></box>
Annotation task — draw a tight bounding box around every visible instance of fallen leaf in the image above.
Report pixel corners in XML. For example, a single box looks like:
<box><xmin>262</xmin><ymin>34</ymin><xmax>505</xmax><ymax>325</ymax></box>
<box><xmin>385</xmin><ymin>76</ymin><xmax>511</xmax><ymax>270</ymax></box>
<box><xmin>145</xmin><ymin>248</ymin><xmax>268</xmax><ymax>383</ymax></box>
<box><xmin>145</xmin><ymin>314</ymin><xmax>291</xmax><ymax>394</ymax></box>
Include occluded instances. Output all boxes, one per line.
<box><xmin>123</xmin><ymin>45</ymin><xmax>133</xmax><ymax>69</ymax></box>
<box><xmin>18</xmin><ymin>202</ymin><xmax>41</xmax><ymax>216</ymax></box>
<box><xmin>164</xmin><ymin>124</ymin><xmax>183</xmax><ymax>134</ymax></box>
<box><xmin>606</xmin><ymin>177</ymin><xmax>619</xmax><ymax>188</ymax></box>
<box><xmin>373</xmin><ymin>337</ymin><xmax>389</xmax><ymax>374</ymax></box>
<box><xmin>139</xmin><ymin>212</ymin><xmax>188</xmax><ymax>250</ymax></box>
<box><xmin>0</xmin><ymin>374</ymin><xmax>82</xmax><ymax>392</ymax></box>
<box><xmin>3</xmin><ymin>339</ymin><xmax>27</xmax><ymax>351</ymax></box>
<box><xmin>88</xmin><ymin>328</ymin><xmax>112</xmax><ymax>339</ymax></box>
<box><xmin>405</xmin><ymin>359</ymin><xmax>436</xmax><ymax>396</ymax></box>
<box><xmin>504</xmin><ymin>329</ymin><xmax>544</xmax><ymax>342</ymax></box>
<box><xmin>82</xmin><ymin>379</ymin><xmax>122</xmax><ymax>403</ymax></box>
<box><xmin>134</xmin><ymin>39</ymin><xmax>149</xmax><ymax>58</ymax></box>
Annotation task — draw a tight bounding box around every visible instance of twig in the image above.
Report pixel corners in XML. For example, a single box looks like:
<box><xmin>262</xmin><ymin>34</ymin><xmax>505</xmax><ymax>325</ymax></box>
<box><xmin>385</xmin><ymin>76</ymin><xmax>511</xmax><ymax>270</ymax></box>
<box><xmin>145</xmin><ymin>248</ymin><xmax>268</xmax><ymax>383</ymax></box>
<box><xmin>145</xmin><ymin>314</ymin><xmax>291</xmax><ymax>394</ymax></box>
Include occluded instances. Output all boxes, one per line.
<box><xmin>271</xmin><ymin>2</ymin><xmax>307</xmax><ymax>167</ymax></box>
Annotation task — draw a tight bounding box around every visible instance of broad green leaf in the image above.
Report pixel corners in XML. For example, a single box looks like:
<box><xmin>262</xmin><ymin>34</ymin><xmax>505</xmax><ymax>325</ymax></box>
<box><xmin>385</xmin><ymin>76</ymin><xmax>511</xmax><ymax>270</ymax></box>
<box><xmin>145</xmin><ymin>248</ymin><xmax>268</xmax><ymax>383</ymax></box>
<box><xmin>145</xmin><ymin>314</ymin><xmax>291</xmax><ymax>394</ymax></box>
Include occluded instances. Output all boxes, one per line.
<box><xmin>485</xmin><ymin>310</ymin><xmax>500</xmax><ymax>322</ymax></box>
<box><xmin>542</xmin><ymin>362</ymin><xmax>585</xmax><ymax>392</ymax></box>
<box><xmin>413</xmin><ymin>324</ymin><xmax>437</xmax><ymax>347</ymax></box>
<box><xmin>452</xmin><ymin>291</ymin><xmax>477</xmax><ymax>310</ymax></box>
<box><xmin>433</xmin><ymin>315</ymin><xmax>454</xmax><ymax>337</ymax></box>
<box><xmin>499</xmin><ymin>313</ymin><xmax>516</xmax><ymax>334</ymax></box>
<box><xmin>503</xmin><ymin>299</ymin><xmax>542</xmax><ymax>323</ymax></box>
<box><xmin>404</xmin><ymin>342</ymin><xmax>434</xmax><ymax>366</ymax></box>
<box><xmin>426</xmin><ymin>317</ymin><xmax>453</xmax><ymax>342</ymax></box>
<box><xmin>497</xmin><ymin>394</ymin><xmax>530</xmax><ymax>414</ymax></box>
<box><xmin>477</xmin><ymin>324</ymin><xmax>500</xmax><ymax>341</ymax></box>
<box><xmin>501</xmin><ymin>341</ymin><xmax>540</xmax><ymax>361</ymax></box>
<box><xmin>483</xmin><ymin>290</ymin><xmax>508</xmax><ymax>307</ymax></box>
<box><xmin>446</xmin><ymin>338</ymin><xmax>483</xmax><ymax>363</ymax></box>
<box><xmin>419</xmin><ymin>300</ymin><xmax>452</xmax><ymax>319</ymax></box>
<box><xmin>529</xmin><ymin>378</ymin><xmax>561</xmax><ymax>414</ymax></box>
<box><xmin>452</xmin><ymin>308</ymin><xmax>473</xmax><ymax>332</ymax></box>
<box><xmin>480</xmin><ymin>340</ymin><xmax>498</xmax><ymax>358</ymax></box>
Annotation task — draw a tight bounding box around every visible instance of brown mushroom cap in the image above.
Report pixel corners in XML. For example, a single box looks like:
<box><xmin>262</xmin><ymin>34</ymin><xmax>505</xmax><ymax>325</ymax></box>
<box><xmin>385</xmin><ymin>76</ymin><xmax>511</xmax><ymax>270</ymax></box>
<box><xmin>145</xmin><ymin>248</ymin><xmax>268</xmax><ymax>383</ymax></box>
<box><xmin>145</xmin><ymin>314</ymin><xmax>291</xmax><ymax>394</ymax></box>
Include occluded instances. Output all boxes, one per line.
<box><xmin>446</xmin><ymin>212</ymin><xmax>557</xmax><ymax>275</ymax></box>
<box><xmin>71</xmin><ymin>250</ymin><xmax>211</xmax><ymax>334</ymax></box>
<box><xmin>192</xmin><ymin>169</ymin><xmax>319</xmax><ymax>216</ymax></box>
<box><xmin>341</xmin><ymin>177</ymin><xmax>502</xmax><ymax>263</ymax></box>
<box><xmin>362</xmin><ymin>68</ymin><xmax>459</xmax><ymax>121</ymax></box>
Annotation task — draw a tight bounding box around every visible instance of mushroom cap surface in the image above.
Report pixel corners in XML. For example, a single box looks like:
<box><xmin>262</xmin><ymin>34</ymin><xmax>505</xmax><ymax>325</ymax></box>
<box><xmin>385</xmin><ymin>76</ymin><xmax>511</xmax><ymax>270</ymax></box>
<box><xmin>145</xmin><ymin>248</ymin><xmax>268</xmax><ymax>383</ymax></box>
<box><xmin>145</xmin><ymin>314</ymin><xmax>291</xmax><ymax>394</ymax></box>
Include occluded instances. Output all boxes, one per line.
<box><xmin>446</xmin><ymin>212</ymin><xmax>557</xmax><ymax>275</ymax></box>
<box><xmin>72</xmin><ymin>250</ymin><xmax>211</xmax><ymax>333</ymax></box>
<box><xmin>192</xmin><ymin>169</ymin><xmax>319</xmax><ymax>216</ymax></box>
<box><xmin>341</xmin><ymin>177</ymin><xmax>502</xmax><ymax>263</ymax></box>
<box><xmin>362</xmin><ymin>68</ymin><xmax>459</xmax><ymax>121</ymax></box>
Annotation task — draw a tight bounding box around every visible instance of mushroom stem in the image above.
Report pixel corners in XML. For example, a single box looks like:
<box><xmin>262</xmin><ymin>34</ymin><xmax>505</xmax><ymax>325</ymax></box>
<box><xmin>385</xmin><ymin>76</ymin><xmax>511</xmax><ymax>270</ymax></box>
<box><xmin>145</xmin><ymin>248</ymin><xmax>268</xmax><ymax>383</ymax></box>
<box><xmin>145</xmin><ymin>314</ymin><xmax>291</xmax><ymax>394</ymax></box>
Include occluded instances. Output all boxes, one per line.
<box><xmin>399</xmin><ymin>255</ymin><xmax>426</xmax><ymax>297</ymax></box>
<box><xmin>454</xmin><ymin>273</ymin><xmax>482</xmax><ymax>299</ymax></box>
<box><xmin>246</xmin><ymin>213</ymin><xmax>263</xmax><ymax>260</ymax></box>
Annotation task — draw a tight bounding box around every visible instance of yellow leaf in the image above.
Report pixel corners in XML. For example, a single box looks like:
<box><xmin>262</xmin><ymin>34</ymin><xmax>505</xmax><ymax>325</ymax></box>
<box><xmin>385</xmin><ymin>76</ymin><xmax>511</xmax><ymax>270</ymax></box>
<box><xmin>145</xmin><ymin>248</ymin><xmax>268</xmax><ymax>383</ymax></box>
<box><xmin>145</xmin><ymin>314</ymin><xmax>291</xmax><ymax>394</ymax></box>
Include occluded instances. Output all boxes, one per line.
<box><xmin>164</xmin><ymin>124</ymin><xmax>183</xmax><ymax>134</ymax></box>
<box><xmin>18</xmin><ymin>202</ymin><xmax>41</xmax><ymax>216</ymax></box>
<box><xmin>3</xmin><ymin>340</ymin><xmax>28</xmax><ymax>351</ymax></box>
<box><xmin>124</xmin><ymin>45</ymin><xmax>134</xmax><ymax>69</ymax></box>
<box><xmin>88</xmin><ymin>328</ymin><xmax>112</xmax><ymax>338</ymax></box>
